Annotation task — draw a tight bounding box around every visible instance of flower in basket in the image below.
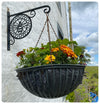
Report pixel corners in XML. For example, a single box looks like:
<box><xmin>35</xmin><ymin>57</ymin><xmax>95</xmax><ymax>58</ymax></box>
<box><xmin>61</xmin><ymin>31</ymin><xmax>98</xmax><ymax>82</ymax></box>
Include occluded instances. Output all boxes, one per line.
<box><xmin>16</xmin><ymin>39</ymin><xmax>91</xmax><ymax>68</ymax></box>
<box><xmin>44</xmin><ymin>55</ymin><xmax>56</xmax><ymax>64</ymax></box>
<box><xmin>16</xmin><ymin>51</ymin><xmax>25</xmax><ymax>57</ymax></box>
<box><xmin>60</xmin><ymin>45</ymin><xmax>77</xmax><ymax>58</ymax></box>
<box><xmin>51</xmin><ymin>48</ymin><xmax>59</xmax><ymax>52</ymax></box>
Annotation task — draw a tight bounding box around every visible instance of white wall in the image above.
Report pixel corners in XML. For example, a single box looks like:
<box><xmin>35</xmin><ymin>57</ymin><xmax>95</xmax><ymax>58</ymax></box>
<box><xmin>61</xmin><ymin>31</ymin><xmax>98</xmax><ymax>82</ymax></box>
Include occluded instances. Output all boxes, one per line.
<box><xmin>2</xmin><ymin>2</ymin><xmax>68</xmax><ymax>102</ymax></box>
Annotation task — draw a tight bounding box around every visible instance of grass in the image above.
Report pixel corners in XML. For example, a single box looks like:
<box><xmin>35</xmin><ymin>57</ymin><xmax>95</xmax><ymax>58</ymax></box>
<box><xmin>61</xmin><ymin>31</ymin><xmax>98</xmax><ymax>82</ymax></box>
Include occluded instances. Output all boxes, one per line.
<box><xmin>85</xmin><ymin>66</ymin><xmax>98</xmax><ymax>94</ymax></box>
<box><xmin>85</xmin><ymin>66</ymin><xmax>98</xmax><ymax>79</ymax></box>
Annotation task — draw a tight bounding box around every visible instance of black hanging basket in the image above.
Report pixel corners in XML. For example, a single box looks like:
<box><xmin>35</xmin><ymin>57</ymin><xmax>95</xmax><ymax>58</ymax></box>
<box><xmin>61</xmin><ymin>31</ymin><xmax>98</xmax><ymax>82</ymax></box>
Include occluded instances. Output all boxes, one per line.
<box><xmin>16</xmin><ymin>64</ymin><xmax>85</xmax><ymax>98</ymax></box>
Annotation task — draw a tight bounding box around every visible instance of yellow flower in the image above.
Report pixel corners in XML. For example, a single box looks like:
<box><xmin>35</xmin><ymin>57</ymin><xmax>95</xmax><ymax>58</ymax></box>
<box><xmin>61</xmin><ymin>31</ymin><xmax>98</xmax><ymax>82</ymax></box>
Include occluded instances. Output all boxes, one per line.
<box><xmin>46</xmin><ymin>61</ymin><xmax>49</xmax><ymax>64</ymax></box>
<box><xmin>74</xmin><ymin>54</ymin><xmax>78</xmax><ymax>58</ymax></box>
<box><xmin>29</xmin><ymin>47</ymin><xmax>34</xmax><ymax>52</ymax></box>
<box><xmin>44</xmin><ymin>55</ymin><xmax>56</xmax><ymax>63</ymax></box>
<box><xmin>51</xmin><ymin>48</ymin><xmax>59</xmax><ymax>52</ymax></box>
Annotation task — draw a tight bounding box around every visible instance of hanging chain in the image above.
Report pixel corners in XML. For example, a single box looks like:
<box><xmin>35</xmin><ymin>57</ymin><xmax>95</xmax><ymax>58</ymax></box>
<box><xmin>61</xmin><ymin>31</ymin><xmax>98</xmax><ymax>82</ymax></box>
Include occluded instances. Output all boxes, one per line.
<box><xmin>46</xmin><ymin>14</ymin><xmax>52</xmax><ymax>64</ymax></box>
<box><xmin>48</xmin><ymin>20</ymin><xmax>58</xmax><ymax>39</ymax></box>
<box><xmin>48</xmin><ymin>18</ymin><xmax>61</xmax><ymax>46</ymax></box>
<box><xmin>34</xmin><ymin>13</ymin><xmax>60</xmax><ymax>49</ymax></box>
<box><xmin>34</xmin><ymin>18</ymin><xmax>47</xmax><ymax>48</ymax></box>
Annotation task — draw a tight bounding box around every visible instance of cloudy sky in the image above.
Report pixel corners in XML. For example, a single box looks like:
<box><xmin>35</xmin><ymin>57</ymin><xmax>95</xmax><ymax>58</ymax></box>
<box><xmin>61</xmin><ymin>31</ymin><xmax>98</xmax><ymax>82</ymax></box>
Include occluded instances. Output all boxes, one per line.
<box><xmin>66</xmin><ymin>2</ymin><xmax>98</xmax><ymax>66</ymax></box>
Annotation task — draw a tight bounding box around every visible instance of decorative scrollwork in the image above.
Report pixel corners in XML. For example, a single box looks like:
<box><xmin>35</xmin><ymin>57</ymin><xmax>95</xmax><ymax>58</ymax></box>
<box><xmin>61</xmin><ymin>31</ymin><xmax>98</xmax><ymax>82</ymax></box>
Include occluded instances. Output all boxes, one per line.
<box><xmin>43</xmin><ymin>6</ymin><xmax>51</xmax><ymax>14</ymax></box>
<box><xmin>7</xmin><ymin>5</ymin><xmax>51</xmax><ymax>50</ymax></box>
<box><xmin>10</xmin><ymin>36</ymin><xmax>15</xmax><ymax>45</ymax></box>
<box><xmin>10</xmin><ymin>14</ymin><xmax>32</xmax><ymax>39</ymax></box>
<box><xmin>29</xmin><ymin>10</ymin><xmax>36</xmax><ymax>18</ymax></box>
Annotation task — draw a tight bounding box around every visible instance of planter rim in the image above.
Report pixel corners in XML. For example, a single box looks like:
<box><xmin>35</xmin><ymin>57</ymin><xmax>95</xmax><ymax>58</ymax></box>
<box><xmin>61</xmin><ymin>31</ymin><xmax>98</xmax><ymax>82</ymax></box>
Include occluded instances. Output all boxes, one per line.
<box><xmin>16</xmin><ymin>64</ymin><xmax>86</xmax><ymax>72</ymax></box>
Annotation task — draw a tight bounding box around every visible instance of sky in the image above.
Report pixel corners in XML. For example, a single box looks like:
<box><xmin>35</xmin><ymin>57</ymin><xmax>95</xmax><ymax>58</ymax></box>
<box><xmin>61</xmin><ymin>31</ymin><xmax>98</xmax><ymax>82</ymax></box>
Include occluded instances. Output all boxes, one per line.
<box><xmin>66</xmin><ymin>2</ymin><xmax>98</xmax><ymax>66</ymax></box>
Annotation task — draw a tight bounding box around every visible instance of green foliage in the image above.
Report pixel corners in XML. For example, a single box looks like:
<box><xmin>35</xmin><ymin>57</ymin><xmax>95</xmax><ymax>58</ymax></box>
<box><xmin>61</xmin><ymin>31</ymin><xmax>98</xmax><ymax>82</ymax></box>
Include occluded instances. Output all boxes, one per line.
<box><xmin>16</xmin><ymin>38</ymin><xmax>91</xmax><ymax>68</ymax></box>
<box><xmin>66</xmin><ymin>92</ymin><xmax>75</xmax><ymax>102</ymax></box>
<box><xmin>68</xmin><ymin>41</ymin><xmax>78</xmax><ymax>46</ymax></box>
<box><xmin>74</xmin><ymin>45</ymin><xmax>91</xmax><ymax>64</ymax></box>
<box><xmin>65</xmin><ymin>66</ymin><xmax>98</xmax><ymax>102</ymax></box>
<box><xmin>75</xmin><ymin>85</ymin><xmax>89</xmax><ymax>102</ymax></box>
<box><xmin>74</xmin><ymin>46</ymin><xmax>85</xmax><ymax>55</ymax></box>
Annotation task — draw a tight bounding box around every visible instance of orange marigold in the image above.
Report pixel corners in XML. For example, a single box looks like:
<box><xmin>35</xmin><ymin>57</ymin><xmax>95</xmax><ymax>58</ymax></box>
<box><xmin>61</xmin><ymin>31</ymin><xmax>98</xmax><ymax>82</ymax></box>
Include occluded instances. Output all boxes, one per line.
<box><xmin>60</xmin><ymin>45</ymin><xmax>77</xmax><ymax>58</ymax></box>
<box><xmin>51</xmin><ymin>48</ymin><xmax>59</xmax><ymax>52</ymax></box>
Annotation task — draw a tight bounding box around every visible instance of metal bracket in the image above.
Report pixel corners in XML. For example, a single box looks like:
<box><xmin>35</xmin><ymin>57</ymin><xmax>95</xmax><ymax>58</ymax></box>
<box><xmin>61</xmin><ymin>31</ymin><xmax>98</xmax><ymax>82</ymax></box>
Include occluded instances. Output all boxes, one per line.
<box><xmin>7</xmin><ymin>5</ymin><xmax>51</xmax><ymax>51</ymax></box>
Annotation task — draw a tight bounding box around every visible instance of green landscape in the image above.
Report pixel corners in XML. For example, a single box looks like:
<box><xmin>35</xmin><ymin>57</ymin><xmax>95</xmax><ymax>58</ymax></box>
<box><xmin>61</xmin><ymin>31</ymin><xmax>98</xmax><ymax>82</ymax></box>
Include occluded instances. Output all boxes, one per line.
<box><xmin>66</xmin><ymin>66</ymin><xmax>98</xmax><ymax>102</ymax></box>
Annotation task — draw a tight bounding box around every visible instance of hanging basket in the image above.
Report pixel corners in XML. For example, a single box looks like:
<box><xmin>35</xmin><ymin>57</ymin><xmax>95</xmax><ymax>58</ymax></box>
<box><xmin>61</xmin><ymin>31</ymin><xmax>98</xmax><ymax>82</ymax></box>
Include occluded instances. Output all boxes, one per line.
<box><xmin>16</xmin><ymin>64</ymin><xmax>85</xmax><ymax>98</ymax></box>
<box><xmin>15</xmin><ymin>8</ymin><xmax>86</xmax><ymax>98</ymax></box>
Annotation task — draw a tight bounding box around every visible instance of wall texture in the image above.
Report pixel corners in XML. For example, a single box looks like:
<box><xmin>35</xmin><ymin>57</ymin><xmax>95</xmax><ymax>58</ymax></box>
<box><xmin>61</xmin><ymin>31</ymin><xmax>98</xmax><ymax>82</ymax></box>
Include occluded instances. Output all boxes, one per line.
<box><xmin>2</xmin><ymin>2</ymin><xmax>68</xmax><ymax>102</ymax></box>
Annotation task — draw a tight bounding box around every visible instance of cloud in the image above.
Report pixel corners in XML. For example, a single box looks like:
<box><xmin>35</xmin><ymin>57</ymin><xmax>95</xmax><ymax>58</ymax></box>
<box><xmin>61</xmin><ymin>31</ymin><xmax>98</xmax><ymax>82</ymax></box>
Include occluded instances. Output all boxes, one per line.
<box><xmin>74</xmin><ymin>32</ymin><xmax>98</xmax><ymax>52</ymax></box>
<box><xmin>87</xmin><ymin>32</ymin><xmax>98</xmax><ymax>42</ymax></box>
<box><xmin>85</xmin><ymin>48</ymin><xmax>97</xmax><ymax>56</ymax></box>
<box><xmin>71</xmin><ymin>2</ymin><xmax>98</xmax><ymax>13</ymax></box>
<box><xmin>85</xmin><ymin>49</ymin><xmax>98</xmax><ymax>66</ymax></box>
<box><xmin>88</xmin><ymin>61</ymin><xmax>98</xmax><ymax>66</ymax></box>
<box><xmin>70</xmin><ymin>2</ymin><xmax>98</xmax><ymax>34</ymax></box>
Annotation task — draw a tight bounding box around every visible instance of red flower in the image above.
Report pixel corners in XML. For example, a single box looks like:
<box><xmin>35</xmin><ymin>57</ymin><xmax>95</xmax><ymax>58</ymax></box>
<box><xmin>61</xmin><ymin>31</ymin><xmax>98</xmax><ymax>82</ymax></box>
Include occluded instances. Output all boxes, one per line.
<box><xmin>40</xmin><ymin>47</ymin><xmax>44</xmax><ymax>49</ymax></box>
<box><xmin>16</xmin><ymin>51</ymin><xmax>25</xmax><ymax>57</ymax></box>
